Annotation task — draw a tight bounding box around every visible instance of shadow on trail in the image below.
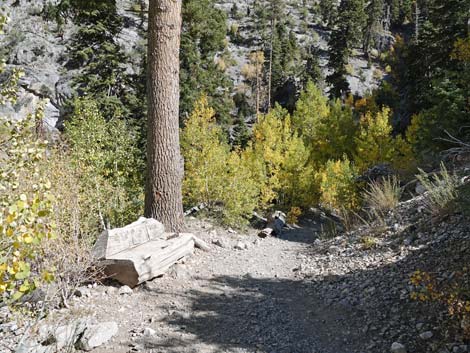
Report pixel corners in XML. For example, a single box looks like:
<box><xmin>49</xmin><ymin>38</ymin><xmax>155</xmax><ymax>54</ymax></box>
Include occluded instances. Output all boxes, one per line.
<box><xmin>142</xmin><ymin>220</ymin><xmax>469</xmax><ymax>353</ymax></box>
<box><xmin>145</xmin><ymin>275</ymin><xmax>366</xmax><ymax>353</ymax></box>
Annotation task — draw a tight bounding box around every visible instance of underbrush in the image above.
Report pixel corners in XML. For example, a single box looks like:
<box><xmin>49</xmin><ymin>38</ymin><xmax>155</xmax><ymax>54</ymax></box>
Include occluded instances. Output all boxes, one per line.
<box><xmin>0</xmin><ymin>98</ymin><xmax>144</xmax><ymax>309</ymax></box>
<box><xmin>410</xmin><ymin>268</ymin><xmax>470</xmax><ymax>339</ymax></box>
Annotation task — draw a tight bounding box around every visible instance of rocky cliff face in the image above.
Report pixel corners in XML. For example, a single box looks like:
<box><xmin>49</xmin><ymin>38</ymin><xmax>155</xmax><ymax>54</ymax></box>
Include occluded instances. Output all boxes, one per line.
<box><xmin>1</xmin><ymin>0</ymin><xmax>388</xmax><ymax>129</ymax></box>
<box><xmin>0</xmin><ymin>0</ymin><xmax>143</xmax><ymax>129</ymax></box>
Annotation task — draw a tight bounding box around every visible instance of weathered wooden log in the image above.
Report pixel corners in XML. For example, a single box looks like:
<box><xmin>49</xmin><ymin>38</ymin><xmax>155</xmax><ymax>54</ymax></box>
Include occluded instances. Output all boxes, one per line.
<box><xmin>100</xmin><ymin>234</ymin><xmax>195</xmax><ymax>287</ymax></box>
<box><xmin>92</xmin><ymin>218</ymin><xmax>195</xmax><ymax>287</ymax></box>
<box><xmin>93</xmin><ymin>217</ymin><xmax>165</xmax><ymax>259</ymax></box>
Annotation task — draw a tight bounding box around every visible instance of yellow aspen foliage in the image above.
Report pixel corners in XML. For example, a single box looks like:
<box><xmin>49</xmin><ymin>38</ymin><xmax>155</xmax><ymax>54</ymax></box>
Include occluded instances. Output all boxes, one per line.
<box><xmin>244</xmin><ymin>106</ymin><xmax>288</xmax><ymax>207</ymax></box>
<box><xmin>292</xmin><ymin>81</ymin><xmax>329</xmax><ymax>155</ymax></box>
<box><xmin>293</xmin><ymin>82</ymin><xmax>356</xmax><ymax>166</ymax></box>
<box><xmin>354</xmin><ymin>107</ymin><xmax>415</xmax><ymax>173</ymax></box>
<box><xmin>353</xmin><ymin>95</ymin><xmax>379</xmax><ymax>117</ymax></box>
<box><xmin>181</xmin><ymin>97</ymin><xmax>259</xmax><ymax>225</ymax></box>
<box><xmin>181</xmin><ymin>97</ymin><xmax>230</xmax><ymax>208</ymax></box>
<box><xmin>0</xmin><ymin>106</ymin><xmax>56</xmax><ymax>303</ymax></box>
<box><xmin>317</xmin><ymin>157</ymin><xmax>359</xmax><ymax>212</ymax></box>
<box><xmin>245</xmin><ymin>104</ymin><xmax>312</xmax><ymax>209</ymax></box>
<box><xmin>223</xmin><ymin>150</ymin><xmax>259</xmax><ymax>225</ymax></box>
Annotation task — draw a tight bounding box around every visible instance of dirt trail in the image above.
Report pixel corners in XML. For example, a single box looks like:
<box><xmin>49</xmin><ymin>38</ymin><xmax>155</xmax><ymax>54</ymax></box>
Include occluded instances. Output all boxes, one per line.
<box><xmin>80</xmin><ymin>218</ymin><xmax>367</xmax><ymax>353</ymax></box>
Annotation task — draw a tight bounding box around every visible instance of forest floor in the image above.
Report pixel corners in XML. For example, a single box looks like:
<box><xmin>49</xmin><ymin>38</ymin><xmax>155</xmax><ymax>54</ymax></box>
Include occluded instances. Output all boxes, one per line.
<box><xmin>67</xmin><ymin>204</ymin><xmax>470</xmax><ymax>353</ymax></box>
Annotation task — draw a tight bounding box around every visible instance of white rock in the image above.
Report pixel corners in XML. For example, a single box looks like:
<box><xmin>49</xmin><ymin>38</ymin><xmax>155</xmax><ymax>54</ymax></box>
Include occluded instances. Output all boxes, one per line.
<box><xmin>76</xmin><ymin>322</ymin><xmax>118</xmax><ymax>351</ymax></box>
<box><xmin>391</xmin><ymin>342</ymin><xmax>407</xmax><ymax>353</ymax></box>
<box><xmin>118</xmin><ymin>285</ymin><xmax>133</xmax><ymax>295</ymax></box>
<box><xmin>105</xmin><ymin>286</ymin><xmax>118</xmax><ymax>295</ymax></box>
<box><xmin>234</xmin><ymin>241</ymin><xmax>248</xmax><ymax>250</ymax></box>
<box><xmin>143</xmin><ymin>327</ymin><xmax>156</xmax><ymax>337</ymax></box>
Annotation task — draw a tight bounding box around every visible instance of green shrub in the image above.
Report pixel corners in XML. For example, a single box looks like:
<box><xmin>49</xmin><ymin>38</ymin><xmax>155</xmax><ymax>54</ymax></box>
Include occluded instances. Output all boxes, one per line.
<box><xmin>416</xmin><ymin>163</ymin><xmax>460</xmax><ymax>217</ymax></box>
<box><xmin>65</xmin><ymin>98</ymin><xmax>144</xmax><ymax>231</ymax></box>
<box><xmin>355</xmin><ymin>107</ymin><xmax>415</xmax><ymax>174</ymax></box>
<box><xmin>40</xmin><ymin>150</ymin><xmax>101</xmax><ymax>305</ymax></box>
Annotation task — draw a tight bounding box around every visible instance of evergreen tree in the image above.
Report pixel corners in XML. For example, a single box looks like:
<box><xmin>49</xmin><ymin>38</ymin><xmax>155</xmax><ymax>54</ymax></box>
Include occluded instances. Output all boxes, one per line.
<box><xmin>300</xmin><ymin>45</ymin><xmax>323</xmax><ymax>89</ymax></box>
<box><xmin>326</xmin><ymin>28</ymin><xmax>350</xmax><ymax>98</ymax></box>
<box><xmin>363</xmin><ymin>0</ymin><xmax>384</xmax><ymax>55</ymax></box>
<box><xmin>319</xmin><ymin>0</ymin><xmax>338</xmax><ymax>26</ymax></box>
<box><xmin>379</xmin><ymin>0</ymin><xmax>470</xmax><ymax>152</ymax></box>
<box><xmin>180</xmin><ymin>0</ymin><xmax>233</xmax><ymax>126</ymax></box>
<box><xmin>326</xmin><ymin>0</ymin><xmax>367</xmax><ymax>98</ymax></box>
<box><xmin>65</xmin><ymin>0</ymin><xmax>139</xmax><ymax>121</ymax></box>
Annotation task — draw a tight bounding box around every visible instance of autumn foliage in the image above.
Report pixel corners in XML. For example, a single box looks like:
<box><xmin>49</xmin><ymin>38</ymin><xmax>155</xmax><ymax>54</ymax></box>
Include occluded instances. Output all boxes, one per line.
<box><xmin>182</xmin><ymin>81</ymin><xmax>417</xmax><ymax>224</ymax></box>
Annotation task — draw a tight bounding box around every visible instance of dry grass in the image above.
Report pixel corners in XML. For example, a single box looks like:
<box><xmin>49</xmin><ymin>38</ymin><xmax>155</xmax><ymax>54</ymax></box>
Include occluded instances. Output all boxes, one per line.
<box><xmin>363</xmin><ymin>176</ymin><xmax>402</xmax><ymax>214</ymax></box>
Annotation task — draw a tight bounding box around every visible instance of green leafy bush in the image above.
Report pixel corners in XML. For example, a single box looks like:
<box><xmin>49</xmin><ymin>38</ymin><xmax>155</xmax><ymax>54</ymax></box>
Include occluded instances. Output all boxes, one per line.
<box><xmin>355</xmin><ymin>107</ymin><xmax>415</xmax><ymax>173</ymax></box>
<box><xmin>65</xmin><ymin>98</ymin><xmax>144</xmax><ymax>231</ymax></box>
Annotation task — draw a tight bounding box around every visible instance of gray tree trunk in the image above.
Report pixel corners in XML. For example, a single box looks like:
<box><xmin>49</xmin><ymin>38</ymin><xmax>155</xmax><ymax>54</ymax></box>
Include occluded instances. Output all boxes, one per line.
<box><xmin>145</xmin><ymin>0</ymin><xmax>184</xmax><ymax>232</ymax></box>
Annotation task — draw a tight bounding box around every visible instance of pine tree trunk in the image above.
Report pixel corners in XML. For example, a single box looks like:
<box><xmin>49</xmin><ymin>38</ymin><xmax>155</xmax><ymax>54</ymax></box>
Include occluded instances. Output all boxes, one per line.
<box><xmin>145</xmin><ymin>0</ymin><xmax>184</xmax><ymax>232</ymax></box>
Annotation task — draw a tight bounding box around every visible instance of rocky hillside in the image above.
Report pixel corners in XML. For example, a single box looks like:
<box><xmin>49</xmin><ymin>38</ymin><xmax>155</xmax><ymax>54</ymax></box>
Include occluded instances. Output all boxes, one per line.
<box><xmin>0</xmin><ymin>0</ymin><xmax>387</xmax><ymax>129</ymax></box>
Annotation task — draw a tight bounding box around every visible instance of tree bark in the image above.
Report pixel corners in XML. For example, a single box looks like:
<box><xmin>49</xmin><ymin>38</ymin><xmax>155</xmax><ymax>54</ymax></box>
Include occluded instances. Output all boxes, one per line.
<box><xmin>145</xmin><ymin>0</ymin><xmax>184</xmax><ymax>232</ymax></box>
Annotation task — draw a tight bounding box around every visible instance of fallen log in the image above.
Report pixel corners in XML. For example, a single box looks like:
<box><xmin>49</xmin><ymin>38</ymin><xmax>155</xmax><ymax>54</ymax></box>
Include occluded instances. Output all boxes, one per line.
<box><xmin>93</xmin><ymin>218</ymin><xmax>195</xmax><ymax>287</ymax></box>
<box><xmin>93</xmin><ymin>217</ymin><xmax>165</xmax><ymax>259</ymax></box>
<box><xmin>100</xmin><ymin>234</ymin><xmax>195</xmax><ymax>287</ymax></box>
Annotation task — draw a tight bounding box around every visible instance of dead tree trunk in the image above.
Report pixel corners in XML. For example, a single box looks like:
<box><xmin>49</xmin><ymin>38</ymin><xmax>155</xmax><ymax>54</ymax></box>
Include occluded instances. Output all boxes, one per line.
<box><xmin>145</xmin><ymin>0</ymin><xmax>184</xmax><ymax>232</ymax></box>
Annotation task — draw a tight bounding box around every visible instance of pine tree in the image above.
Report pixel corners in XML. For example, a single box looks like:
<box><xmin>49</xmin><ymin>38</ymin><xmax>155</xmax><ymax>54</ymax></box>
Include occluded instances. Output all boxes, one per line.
<box><xmin>326</xmin><ymin>0</ymin><xmax>367</xmax><ymax>98</ymax></box>
<box><xmin>326</xmin><ymin>28</ymin><xmax>350</xmax><ymax>98</ymax></box>
<box><xmin>301</xmin><ymin>45</ymin><xmax>323</xmax><ymax>88</ymax></box>
<box><xmin>65</xmin><ymin>0</ymin><xmax>138</xmax><ymax>121</ymax></box>
<box><xmin>363</xmin><ymin>0</ymin><xmax>384</xmax><ymax>55</ymax></box>
<box><xmin>319</xmin><ymin>0</ymin><xmax>338</xmax><ymax>26</ymax></box>
<box><xmin>382</xmin><ymin>0</ymin><xmax>470</xmax><ymax>152</ymax></box>
<box><xmin>180</xmin><ymin>0</ymin><xmax>233</xmax><ymax>126</ymax></box>
<box><xmin>145</xmin><ymin>0</ymin><xmax>184</xmax><ymax>232</ymax></box>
